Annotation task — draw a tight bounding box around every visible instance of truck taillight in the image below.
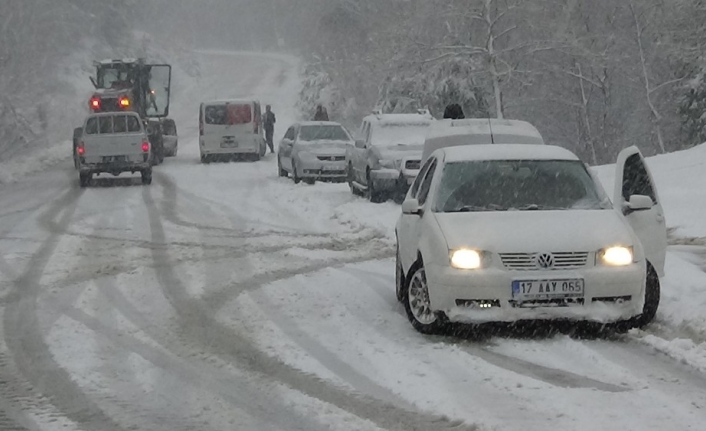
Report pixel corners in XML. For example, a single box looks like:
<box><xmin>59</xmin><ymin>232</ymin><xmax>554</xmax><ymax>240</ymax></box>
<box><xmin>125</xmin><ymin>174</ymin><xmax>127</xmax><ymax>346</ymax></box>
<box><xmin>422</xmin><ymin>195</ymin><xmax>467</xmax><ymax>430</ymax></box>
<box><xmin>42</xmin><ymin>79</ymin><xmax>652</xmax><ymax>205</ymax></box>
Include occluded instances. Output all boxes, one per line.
<box><xmin>142</xmin><ymin>140</ymin><xmax>150</xmax><ymax>152</ymax></box>
<box><xmin>119</xmin><ymin>96</ymin><xmax>130</xmax><ymax>108</ymax></box>
<box><xmin>77</xmin><ymin>141</ymin><xmax>85</xmax><ymax>155</ymax></box>
<box><xmin>89</xmin><ymin>97</ymin><xmax>101</xmax><ymax>111</ymax></box>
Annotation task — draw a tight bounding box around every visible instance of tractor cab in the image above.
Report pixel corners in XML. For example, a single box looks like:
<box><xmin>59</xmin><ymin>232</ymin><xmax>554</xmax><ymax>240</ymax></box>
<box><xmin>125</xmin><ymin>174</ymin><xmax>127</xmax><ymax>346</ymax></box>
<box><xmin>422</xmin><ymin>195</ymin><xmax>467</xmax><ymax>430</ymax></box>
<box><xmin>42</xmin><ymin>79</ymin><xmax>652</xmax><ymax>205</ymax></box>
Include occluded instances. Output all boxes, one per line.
<box><xmin>88</xmin><ymin>58</ymin><xmax>171</xmax><ymax>119</ymax></box>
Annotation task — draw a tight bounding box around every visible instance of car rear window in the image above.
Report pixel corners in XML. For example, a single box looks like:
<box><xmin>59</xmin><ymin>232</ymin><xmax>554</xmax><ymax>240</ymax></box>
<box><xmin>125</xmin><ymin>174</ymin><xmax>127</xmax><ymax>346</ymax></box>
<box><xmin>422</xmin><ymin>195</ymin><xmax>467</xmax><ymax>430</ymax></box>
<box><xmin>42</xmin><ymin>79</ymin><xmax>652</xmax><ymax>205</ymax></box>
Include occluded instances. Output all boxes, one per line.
<box><xmin>85</xmin><ymin>115</ymin><xmax>141</xmax><ymax>135</ymax></box>
<box><xmin>204</xmin><ymin>104</ymin><xmax>252</xmax><ymax>125</ymax></box>
<box><xmin>162</xmin><ymin>120</ymin><xmax>177</xmax><ymax>135</ymax></box>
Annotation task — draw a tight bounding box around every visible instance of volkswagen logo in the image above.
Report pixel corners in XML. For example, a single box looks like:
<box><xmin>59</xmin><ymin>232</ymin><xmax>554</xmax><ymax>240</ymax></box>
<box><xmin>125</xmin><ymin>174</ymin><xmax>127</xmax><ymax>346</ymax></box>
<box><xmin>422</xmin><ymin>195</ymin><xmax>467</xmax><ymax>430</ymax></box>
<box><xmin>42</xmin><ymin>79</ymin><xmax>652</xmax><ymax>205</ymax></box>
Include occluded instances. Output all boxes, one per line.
<box><xmin>536</xmin><ymin>253</ymin><xmax>554</xmax><ymax>269</ymax></box>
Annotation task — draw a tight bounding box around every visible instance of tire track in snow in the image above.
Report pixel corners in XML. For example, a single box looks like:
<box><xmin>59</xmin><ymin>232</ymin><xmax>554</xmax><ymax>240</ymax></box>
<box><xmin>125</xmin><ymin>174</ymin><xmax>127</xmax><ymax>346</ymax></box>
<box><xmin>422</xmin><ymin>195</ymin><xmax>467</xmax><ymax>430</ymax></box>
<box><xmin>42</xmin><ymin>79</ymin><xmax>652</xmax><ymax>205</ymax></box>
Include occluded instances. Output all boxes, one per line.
<box><xmin>141</xmin><ymin>187</ymin><xmax>479</xmax><ymax>431</ymax></box>
<box><xmin>2</xmin><ymin>187</ymin><xmax>131</xmax><ymax>431</ymax></box>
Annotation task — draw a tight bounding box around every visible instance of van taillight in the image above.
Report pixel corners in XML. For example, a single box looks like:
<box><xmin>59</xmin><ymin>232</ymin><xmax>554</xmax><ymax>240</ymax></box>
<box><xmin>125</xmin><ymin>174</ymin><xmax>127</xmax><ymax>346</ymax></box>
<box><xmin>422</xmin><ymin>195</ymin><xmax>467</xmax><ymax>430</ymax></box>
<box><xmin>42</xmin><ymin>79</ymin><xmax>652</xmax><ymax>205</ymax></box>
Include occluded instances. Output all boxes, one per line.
<box><xmin>77</xmin><ymin>142</ymin><xmax>85</xmax><ymax>155</ymax></box>
<box><xmin>142</xmin><ymin>139</ymin><xmax>150</xmax><ymax>152</ymax></box>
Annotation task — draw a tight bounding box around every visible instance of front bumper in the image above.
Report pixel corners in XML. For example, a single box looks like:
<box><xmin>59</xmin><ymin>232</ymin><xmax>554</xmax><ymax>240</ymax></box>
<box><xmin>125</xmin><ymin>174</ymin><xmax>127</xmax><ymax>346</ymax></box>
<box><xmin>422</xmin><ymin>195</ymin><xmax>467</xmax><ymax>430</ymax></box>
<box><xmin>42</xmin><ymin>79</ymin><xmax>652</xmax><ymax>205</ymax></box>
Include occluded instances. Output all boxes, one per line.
<box><xmin>425</xmin><ymin>262</ymin><xmax>646</xmax><ymax>324</ymax></box>
<box><xmin>370</xmin><ymin>167</ymin><xmax>419</xmax><ymax>192</ymax></box>
<box><xmin>298</xmin><ymin>158</ymin><xmax>347</xmax><ymax>180</ymax></box>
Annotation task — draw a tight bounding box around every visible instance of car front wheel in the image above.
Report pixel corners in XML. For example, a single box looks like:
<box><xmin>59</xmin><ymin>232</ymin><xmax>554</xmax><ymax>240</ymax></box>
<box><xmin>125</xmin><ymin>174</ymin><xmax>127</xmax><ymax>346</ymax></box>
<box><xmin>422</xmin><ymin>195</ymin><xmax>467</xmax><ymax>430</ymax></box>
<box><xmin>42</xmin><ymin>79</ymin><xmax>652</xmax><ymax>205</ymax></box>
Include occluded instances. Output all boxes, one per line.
<box><xmin>635</xmin><ymin>264</ymin><xmax>660</xmax><ymax>328</ymax></box>
<box><xmin>403</xmin><ymin>263</ymin><xmax>446</xmax><ymax>334</ymax></box>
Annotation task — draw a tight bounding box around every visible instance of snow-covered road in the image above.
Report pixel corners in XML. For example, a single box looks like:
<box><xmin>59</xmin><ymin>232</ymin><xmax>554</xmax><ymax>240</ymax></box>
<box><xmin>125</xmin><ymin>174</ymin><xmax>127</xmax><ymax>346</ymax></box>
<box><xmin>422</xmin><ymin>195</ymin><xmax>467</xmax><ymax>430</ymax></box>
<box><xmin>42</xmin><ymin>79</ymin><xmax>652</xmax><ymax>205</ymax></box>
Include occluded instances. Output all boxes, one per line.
<box><xmin>1</xmin><ymin>51</ymin><xmax>706</xmax><ymax>431</ymax></box>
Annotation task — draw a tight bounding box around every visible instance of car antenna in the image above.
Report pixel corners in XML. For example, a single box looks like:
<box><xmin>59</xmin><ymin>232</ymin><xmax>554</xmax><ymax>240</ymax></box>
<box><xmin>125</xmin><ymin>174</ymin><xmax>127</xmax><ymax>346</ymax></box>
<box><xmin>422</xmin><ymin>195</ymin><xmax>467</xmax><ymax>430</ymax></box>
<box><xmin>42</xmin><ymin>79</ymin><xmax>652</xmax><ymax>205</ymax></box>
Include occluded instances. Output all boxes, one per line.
<box><xmin>487</xmin><ymin>117</ymin><xmax>495</xmax><ymax>144</ymax></box>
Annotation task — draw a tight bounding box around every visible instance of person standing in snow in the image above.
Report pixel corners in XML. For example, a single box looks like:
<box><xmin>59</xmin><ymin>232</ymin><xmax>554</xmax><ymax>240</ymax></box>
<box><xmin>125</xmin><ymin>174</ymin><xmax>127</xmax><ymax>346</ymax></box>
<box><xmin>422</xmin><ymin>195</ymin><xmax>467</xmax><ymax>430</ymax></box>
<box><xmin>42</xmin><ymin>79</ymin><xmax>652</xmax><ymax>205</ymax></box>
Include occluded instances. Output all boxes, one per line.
<box><xmin>263</xmin><ymin>104</ymin><xmax>276</xmax><ymax>154</ymax></box>
<box><xmin>314</xmin><ymin>104</ymin><xmax>329</xmax><ymax>121</ymax></box>
<box><xmin>443</xmin><ymin>103</ymin><xmax>465</xmax><ymax>120</ymax></box>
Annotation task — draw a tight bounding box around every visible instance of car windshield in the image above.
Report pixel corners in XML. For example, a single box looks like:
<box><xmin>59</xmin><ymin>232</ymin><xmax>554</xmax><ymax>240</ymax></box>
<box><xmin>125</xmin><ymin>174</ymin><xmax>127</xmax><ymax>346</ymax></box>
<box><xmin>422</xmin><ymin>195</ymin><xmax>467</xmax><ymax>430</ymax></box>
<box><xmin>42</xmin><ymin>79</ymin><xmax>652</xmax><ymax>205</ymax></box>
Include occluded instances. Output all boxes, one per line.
<box><xmin>371</xmin><ymin>123</ymin><xmax>429</xmax><ymax>147</ymax></box>
<box><xmin>434</xmin><ymin>160</ymin><xmax>612</xmax><ymax>213</ymax></box>
<box><xmin>298</xmin><ymin>125</ymin><xmax>350</xmax><ymax>142</ymax></box>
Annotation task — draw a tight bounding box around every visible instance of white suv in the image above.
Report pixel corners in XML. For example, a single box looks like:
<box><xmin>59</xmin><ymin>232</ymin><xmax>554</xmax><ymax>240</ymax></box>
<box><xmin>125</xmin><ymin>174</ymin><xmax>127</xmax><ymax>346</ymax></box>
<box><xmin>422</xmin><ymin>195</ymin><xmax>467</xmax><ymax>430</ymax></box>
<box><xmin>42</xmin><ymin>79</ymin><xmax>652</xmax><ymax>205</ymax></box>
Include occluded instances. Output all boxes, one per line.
<box><xmin>346</xmin><ymin>110</ymin><xmax>433</xmax><ymax>203</ymax></box>
<box><xmin>395</xmin><ymin>144</ymin><xmax>667</xmax><ymax>334</ymax></box>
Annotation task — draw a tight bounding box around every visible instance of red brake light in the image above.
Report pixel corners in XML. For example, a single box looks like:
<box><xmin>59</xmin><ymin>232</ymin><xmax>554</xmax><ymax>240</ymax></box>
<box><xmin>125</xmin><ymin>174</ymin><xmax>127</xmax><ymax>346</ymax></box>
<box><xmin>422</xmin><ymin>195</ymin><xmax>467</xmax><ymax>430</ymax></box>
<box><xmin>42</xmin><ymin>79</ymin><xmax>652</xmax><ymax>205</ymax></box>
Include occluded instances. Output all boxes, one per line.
<box><xmin>119</xmin><ymin>97</ymin><xmax>131</xmax><ymax>108</ymax></box>
<box><xmin>142</xmin><ymin>140</ymin><xmax>150</xmax><ymax>152</ymax></box>
<box><xmin>90</xmin><ymin>97</ymin><xmax>101</xmax><ymax>111</ymax></box>
<box><xmin>77</xmin><ymin>142</ymin><xmax>85</xmax><ymax>155</ymax></box>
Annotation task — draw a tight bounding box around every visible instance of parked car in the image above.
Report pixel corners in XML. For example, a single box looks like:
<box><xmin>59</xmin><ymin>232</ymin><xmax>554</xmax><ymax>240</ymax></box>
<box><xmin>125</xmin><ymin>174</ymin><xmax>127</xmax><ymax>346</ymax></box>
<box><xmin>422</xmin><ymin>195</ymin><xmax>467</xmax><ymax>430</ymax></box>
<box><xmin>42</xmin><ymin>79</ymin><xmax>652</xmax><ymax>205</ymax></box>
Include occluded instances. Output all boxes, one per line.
<box><xmin>278</xmin><ymin>122</ymin><xmax>354</xmax><ymax>184</ymax></box>
<box><xmin>198</xmin><ymin>99</ymin><xmax>266</xmax><ymax>163</ymax></box>
<box><xmin>162</xmin><ymin>118</ymin><xmax>178</xmax><ymax>157</ymax></box>
<box><xmin>422</xmin><ymin>118</ymin><xmax>545</xmax><ymax>162</ymax></box>
<box><xmin>395</xmin><ymin>144</ymin><xmax>666</xmax><ymax>334</ymax></box>
<box><xmin>75</xmin><ymin>112</ymin><xmax>152</xmax><ymax>187</ymax></box>
<box><xmin>346</xmin><ymin>110</ymin><xmax>434</xmax><ymax>203</ymax></box>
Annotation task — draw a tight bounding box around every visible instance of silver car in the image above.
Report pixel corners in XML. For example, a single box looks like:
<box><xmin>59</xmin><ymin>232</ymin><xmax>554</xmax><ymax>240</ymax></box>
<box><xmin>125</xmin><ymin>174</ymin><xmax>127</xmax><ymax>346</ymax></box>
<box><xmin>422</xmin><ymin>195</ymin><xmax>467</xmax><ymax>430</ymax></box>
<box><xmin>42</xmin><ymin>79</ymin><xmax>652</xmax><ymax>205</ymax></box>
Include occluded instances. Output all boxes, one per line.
<box><xmin>277</xmin><ymin>122</ymin><xmax>354</xmax><ymax>184</ymax></box>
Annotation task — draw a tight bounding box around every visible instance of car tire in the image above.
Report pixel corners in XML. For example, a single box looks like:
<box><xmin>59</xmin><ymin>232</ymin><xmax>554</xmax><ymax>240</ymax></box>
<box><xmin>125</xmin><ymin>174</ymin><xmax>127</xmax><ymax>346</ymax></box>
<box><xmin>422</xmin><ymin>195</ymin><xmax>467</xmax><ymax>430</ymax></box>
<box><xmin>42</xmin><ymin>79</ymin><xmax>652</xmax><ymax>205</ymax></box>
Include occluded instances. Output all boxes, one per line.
<box><xmin>292</xmin><ymin>161</ymin><xmax>301</xmax><ymax>184</ymax></box>
<box><xmin>367</xmin><ymin>170</ymin><xmax>385</xmax><ymax>203</ymax></box>
<box><xmin>635</xmin><ymin>263</ymin><xmax>660</xmax><ymax>328</ymax></box>
<box><xmin>253</xmin><ymin>152</ymin><xmax>261</xmax><ymax>162</ymax></box>
<box><xmin>304</xmin><ymin>178</ymin><xmax>315</xmax><ymax>185</ymax></box>
<box><xmin>141</xmin><ymin>169</ymin><xmax>153</xmax><ymax>185</ymax></box>
<box><xmin>200</xmin><ymin>154</ymin><xmax>209</xmax><ymax>164</ymax></box>
<box><xmin>348</xmin><ymin>163</ymin><xmax>361</xmax><ymax>196</ymax></box>
<box><xmin>278</xmin><ymin>156</ymin><xmax>288</xmax><ymax>177</ymax></box>
<box><xmin>395</xmin><ymin>245</ymin><xmax>405</xmax><ymax>302</ymax></box>
<box><xmin>402</xmin><ymin>261</ymin><xmax>446</xmax><ymax>335</ymax></box>
<box><xmin>79</xmin><ymin>173</ymin><xmax>91</xmax><ymax>188</ymax></box>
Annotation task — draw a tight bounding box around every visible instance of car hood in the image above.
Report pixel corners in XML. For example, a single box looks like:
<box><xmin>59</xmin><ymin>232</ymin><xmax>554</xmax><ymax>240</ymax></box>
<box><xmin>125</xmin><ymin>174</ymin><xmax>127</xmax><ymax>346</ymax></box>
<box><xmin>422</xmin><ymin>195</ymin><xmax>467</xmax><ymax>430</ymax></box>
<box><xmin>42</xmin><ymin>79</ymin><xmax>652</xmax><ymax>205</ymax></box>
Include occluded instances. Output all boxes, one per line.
<box><xmin>297</xmin><ymin>141</ymin><xmax>350</xmax><ymax>155</ymax></box>
<box><xmin>378</xmin><ymin>145</ymin><xmax>424</xmax><ymax>161</ymax></box>
<box><xmin>434</xmin><ymin>209</ymin><xmax>634</xmax><ymax>253</ymax></box>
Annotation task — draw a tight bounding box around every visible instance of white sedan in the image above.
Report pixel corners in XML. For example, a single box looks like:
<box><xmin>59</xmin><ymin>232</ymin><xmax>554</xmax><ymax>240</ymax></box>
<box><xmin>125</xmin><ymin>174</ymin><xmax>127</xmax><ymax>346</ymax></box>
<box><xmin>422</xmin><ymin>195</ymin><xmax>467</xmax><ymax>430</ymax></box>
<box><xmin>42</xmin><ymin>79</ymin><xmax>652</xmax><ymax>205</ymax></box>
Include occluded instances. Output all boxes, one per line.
<box><xmin>395</xmin><ymin>144</ymin><xmax>667</xmax><ymax>334</ymax></box>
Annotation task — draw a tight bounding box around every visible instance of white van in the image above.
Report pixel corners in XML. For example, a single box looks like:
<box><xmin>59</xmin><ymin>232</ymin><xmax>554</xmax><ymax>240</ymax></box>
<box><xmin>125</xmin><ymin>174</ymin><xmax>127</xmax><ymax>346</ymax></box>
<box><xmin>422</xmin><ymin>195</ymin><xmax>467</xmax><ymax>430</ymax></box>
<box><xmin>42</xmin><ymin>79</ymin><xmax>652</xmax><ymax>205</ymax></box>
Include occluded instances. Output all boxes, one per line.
<box><xmin>199</xmin><ymin>99</ymin><xmax>267</xmax><ymax>162</ymax></box>
<box><xmin>421</xmin><ymin>118</ymin><xmax>545</xmax><ymax>162</ymax></box>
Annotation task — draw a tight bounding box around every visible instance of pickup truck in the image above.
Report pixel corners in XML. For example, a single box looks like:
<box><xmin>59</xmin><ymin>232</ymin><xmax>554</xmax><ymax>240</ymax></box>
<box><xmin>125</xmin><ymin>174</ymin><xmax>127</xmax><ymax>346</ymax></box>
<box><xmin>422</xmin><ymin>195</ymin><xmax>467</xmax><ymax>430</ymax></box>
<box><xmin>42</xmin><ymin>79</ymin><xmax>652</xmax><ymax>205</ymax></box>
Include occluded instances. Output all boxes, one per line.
<box><xmin>76</xmin><ymin>112</ymin><xmax>153</xmax><ymax>187</ymax></box>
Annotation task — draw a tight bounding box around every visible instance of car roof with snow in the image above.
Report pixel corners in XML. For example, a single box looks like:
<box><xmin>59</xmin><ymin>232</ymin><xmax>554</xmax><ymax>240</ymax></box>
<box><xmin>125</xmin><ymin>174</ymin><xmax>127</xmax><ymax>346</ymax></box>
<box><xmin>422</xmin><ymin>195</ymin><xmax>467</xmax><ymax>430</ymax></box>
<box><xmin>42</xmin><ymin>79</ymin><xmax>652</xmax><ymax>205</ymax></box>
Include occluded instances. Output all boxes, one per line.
<box><xmin>298</xmin><ymin>121</ymin><xmax>344</xmax><ymax>127</ymax></box>
<box><xmin>422</xmin><ymin>118</ymin><xmax>545</xmax><ymax>162</ymax></box>
<box><xmin>438</xmin><ymin>144</ymin><xmax>579</xmax><ymax>163</ymax></box>
<box><xmin>363</xmin><ymin>110</ymin><xmax>435</xmax><ymax>126</ymax></box>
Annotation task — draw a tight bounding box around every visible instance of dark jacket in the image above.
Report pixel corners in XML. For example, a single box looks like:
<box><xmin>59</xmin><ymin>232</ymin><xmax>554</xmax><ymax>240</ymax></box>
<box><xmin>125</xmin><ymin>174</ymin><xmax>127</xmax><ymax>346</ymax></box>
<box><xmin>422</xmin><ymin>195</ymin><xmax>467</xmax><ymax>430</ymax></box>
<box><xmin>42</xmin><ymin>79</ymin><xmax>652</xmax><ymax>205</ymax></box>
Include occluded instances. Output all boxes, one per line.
<box><xmin>314</xmin><ymin>107</ymin><xmax>329</xmax><ymax>121</ymax></box>
<box><xmin>264</xmin><ymin>111</ymin><xmax>276</xmax><ymax>130</ymax></box>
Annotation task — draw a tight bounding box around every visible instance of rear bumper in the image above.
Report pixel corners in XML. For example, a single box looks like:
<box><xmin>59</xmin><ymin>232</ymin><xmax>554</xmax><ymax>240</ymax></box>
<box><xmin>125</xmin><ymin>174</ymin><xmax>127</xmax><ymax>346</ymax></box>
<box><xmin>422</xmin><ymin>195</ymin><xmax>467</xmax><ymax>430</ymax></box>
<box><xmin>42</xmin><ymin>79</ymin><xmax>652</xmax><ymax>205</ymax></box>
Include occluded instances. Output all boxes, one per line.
<box><xmin>79</xmin><ymin>161</ymin><xmax>151</xmax><ymax>175</ymax></box>
<box><xmin>200</xmin><ymin>137</ymin><xmax>262</xmax><ymax>155</ymax></box>
<box><xmin>425</xmin><ymin>262</ymin><xmax>646</xmax><ymax>324</ymax></box>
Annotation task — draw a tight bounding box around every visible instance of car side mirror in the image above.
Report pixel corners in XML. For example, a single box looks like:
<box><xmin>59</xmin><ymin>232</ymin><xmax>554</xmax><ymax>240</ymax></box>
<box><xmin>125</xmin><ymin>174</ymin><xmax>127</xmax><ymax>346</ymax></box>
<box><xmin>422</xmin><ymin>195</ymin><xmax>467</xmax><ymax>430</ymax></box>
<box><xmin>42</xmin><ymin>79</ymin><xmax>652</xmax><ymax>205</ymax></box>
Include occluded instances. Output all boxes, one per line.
<box><xmin>402</xmin><ymin>198</ymin><xmax>423</xmax><ymax>216</ymax></box>
<box><xmin>623</xmin><ymin>194</ymin><xmax>653</xmax><ymax>215</ymax></box>
<box><xmin>355</xmin><ymin>139</ymin><xmax>366</xmax><ymax>149</ymax></box>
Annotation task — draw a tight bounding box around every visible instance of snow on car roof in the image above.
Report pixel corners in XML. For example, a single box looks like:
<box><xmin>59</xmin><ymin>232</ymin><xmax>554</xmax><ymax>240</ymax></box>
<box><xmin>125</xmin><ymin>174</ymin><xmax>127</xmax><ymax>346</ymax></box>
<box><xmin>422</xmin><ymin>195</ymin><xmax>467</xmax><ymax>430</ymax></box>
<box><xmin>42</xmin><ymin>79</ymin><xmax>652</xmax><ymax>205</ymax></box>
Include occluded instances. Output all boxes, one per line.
<box><xmin>298</xmin><ymin>121</ymin><xmax>343</xmax><ymax>127</ymax></box>
<box><xmin>440</xmin><ymin>144</ymin><xmax>579</xmax><ymax>163</ymax></box>
<box><xmin>363</xmin><ymin>113</ymin><xmax>434</xmax><ymax>126</ymax></box>
<box><xmin>98</xmin><ymin>58</ymin><xmax>139</xmax><ymax>65</ymax></box>
<box><xmin>426</xmin><ymin>118</ymin><xmax>544</xmax><ymax>142</ymax></box>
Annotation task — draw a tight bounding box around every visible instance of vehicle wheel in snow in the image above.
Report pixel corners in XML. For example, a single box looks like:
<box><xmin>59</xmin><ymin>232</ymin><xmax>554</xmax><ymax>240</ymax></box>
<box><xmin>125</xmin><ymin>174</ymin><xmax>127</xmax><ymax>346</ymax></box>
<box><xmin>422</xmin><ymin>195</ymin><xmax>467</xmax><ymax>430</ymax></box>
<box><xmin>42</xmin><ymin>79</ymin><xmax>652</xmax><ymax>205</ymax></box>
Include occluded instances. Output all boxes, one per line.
<box><xmin>141</xmin><ymin>169</ymin><xmax>153</xmax><ymax>185</ymax></box>
<box><xmin>635</xmin><ymin>264</ymin><xmax>660</xmax><ymax>328</ymax></box>
<box><xmin>403</xmin><ymin>263</ymin><xmax>446</xmax><ymax>334</ymax></box>
<box><xmin>292</xmin><ymin>162</ymin><xmax>301</xmax><ymax>184</ymax></box>
<box><xmin>395</xmin><ymin>246</ymin><xmax>405</xmax><ymax>302</ymax></box>
<box><xmin>348</xmin><ymin>164</ymin><xmax>361</xmax><ymax>196</ymax></box>
<box><xmin>303</xmin><ymin>178</ymin><xmax>315</xmax><ymax>185</ymax></box>
<box><xmin>173</xmin><ymin>147</ymin><xmax>178</xmax><ymax>157</ymax></box>
<box><xmin>79</xmin><ymin>173</ymin><xmax>91</xmax><ymax>188</ymax></box>
<box><xmin>278</xmin><ymin>157</ymin><xmax>288</xmax><ymax>177</ymax></box>
<box><xmin>201</xmin><ymin>154</ymin><xmax>210</xmax><ymax>164</ymax></box>
<box><xmin>367</xmin><ymin>171</ymin><xmax>386</xmax><ymax>203</ymax></box>
<box><xmin>253</xmin><ymin>152</ymin><xmax>261</xmax><ymax>162</ymax></box>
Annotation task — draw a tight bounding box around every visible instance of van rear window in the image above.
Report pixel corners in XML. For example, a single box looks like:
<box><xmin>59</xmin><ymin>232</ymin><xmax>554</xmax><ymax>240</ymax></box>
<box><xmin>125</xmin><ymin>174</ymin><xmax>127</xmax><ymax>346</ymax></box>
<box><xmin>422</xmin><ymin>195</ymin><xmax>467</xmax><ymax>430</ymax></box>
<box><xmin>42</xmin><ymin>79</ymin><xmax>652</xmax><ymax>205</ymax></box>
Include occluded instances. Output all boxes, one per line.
<box><xmin>204</xmin><ymin>104</ymin><xmax>252</xmax><ymax>125</ymax></box>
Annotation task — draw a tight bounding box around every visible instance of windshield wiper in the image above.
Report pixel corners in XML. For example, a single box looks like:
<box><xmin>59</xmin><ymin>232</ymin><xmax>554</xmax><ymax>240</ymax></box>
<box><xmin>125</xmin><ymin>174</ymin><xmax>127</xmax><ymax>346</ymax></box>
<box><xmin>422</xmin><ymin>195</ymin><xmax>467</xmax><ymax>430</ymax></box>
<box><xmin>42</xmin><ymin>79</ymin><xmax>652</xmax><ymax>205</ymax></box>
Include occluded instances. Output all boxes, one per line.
<box><xmin>512</xmin><ymin>204</ymin><xmax>565</xmax><ymax>211</ymax></box>
<box><xmin>456</xmin><ymin>204</ymin><xmax>507</xmax><ymax>212</ymax></box>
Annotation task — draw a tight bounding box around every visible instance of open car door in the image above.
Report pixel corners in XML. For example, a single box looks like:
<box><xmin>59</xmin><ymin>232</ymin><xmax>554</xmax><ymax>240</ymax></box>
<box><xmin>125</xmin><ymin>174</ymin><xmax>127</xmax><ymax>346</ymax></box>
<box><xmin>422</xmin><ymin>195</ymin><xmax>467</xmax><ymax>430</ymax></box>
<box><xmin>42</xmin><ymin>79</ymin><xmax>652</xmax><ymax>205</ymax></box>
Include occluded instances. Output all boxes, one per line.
<box><xmin>145</xmin><ymin>64</ymin><xmax>172</xmax><ymax>118</ymax></box>
<box><xmin>614</xmin><ymin>146</ymin><xmax>667</xmax><ymax>276</ymax></box>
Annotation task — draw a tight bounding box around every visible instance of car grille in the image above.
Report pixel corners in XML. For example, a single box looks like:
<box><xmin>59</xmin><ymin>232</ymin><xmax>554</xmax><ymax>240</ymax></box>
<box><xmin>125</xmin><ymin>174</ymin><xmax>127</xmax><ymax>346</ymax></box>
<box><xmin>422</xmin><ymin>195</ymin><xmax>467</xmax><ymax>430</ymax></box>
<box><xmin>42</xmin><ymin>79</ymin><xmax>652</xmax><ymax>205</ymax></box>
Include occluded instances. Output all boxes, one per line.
<box><xmin>405</xmin><ymin>160</ymin><xmax>421</xmax><ymax>170</ymax></box>
<box><xmin>499</xmin><ymin>252</ymin><xmax>589</xmax><ymax>270</ymax></box>
<box><xmin>317</xmin><ymin>155</ymin><xmax>345</xmax><ymax>162</ymax></box>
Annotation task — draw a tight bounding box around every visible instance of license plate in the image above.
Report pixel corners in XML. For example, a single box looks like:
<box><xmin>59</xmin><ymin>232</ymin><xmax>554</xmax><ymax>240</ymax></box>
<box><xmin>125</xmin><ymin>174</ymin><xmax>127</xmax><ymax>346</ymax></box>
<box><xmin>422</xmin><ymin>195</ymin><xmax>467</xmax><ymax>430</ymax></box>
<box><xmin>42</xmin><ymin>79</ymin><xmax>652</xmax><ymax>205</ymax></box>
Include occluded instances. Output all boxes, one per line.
<box><xmin>322</xmin><ymin>165</ymin><xmax>341</xmax><ymax>171</ymax></box>
<box><xmin>103</xmin><ymin>156</ymin><xmax>127</xmax><ymax>163</ymax></box>
<box><xmin>221</xmin><ymin>137</ymin><xmax>238</xmax><ymax>148</ymax></box>
<box><xmin>512</xmin><ymin>279</ymin><xmax>584</xmax><ymax>301</ymax></box>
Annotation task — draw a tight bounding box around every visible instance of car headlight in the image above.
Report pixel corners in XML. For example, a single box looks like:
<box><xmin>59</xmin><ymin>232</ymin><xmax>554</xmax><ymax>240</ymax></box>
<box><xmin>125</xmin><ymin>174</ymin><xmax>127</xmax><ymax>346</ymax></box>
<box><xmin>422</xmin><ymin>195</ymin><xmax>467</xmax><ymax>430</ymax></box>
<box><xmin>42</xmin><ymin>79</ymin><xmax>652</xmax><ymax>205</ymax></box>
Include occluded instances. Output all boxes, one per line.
<box><xmin>379</xmin><ymin>159</ymin><xmax>399</xmax><ymax>170</ymax></box>
<box><xmin>598</xmin><ymin>246</ymin><xmax>633</xmax><ymax>266</ymax></box>
<box><xmin>450</xmin><ymin>249</ymin><xmax>483</xmax><ymax>270</ymax></box>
